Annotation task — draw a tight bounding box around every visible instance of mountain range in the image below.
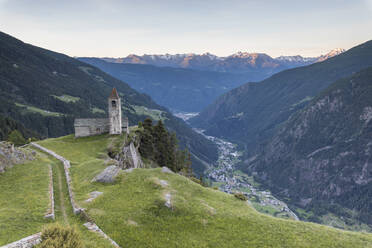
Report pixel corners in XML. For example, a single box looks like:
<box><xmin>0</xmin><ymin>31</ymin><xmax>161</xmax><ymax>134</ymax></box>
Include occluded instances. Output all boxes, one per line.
<box><xmin>100</xmin><ymin>49</ymin><xmax>345</xmax><ymax>74</ymax></box>
<box><xmin>0</xmin><ymin>31</ymin><xmax>218</xmax><ymax>174</ymax></box>
<box><xmin>78</xmin><ymin>58</ymin><xmax>250</xmax><ymax>112</ymax></box>
<box><xmin>79</xmin><ymin>49</ymin><xmax>344</xmax><ymax>112</ymax></box>
<box><xmin>190</xmin><ymin>41</ymin><xmax>372</xmax><ymax>152</ymax></box>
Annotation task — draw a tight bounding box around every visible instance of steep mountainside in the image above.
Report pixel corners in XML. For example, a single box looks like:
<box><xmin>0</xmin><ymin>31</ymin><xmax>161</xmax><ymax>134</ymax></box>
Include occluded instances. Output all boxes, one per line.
<box><xmin>0</xmin><ymin>31</ymin><xmax>217</xmax><ymax>173</ymax></box>
<box><xmin>190</xmin><ymin>40</ymin><xmax>372</xmax><ymax>154</ymax></box>
<box><xmin>78</xmin><ymin>58</ymin><xmax>250</xmax><ymax>112</ymax></box>
<box><xmin>246</xmin><ymin>67</ymin><xmax>372</xmax><ymax>226</ymax></box>
<box><xmin>101</xmin><ymin>49</ymin><xmax>344</xmax><ymax>74</ymax></box>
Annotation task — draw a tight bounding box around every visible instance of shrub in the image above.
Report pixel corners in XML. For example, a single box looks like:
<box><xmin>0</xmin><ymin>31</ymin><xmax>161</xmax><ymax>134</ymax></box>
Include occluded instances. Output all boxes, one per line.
<box><xmin>36</xmin><ymin>223</ymin><xmax>83</xmax><ymax>248</ymax></box>
<box><xmin>7</xmin><ymin>130</ymin><xmax>26</xmax><ymax>146</ymax></box>
<box><xmin>234</xmin><ymin>192</ymin><xmax>248</xmax><ymax>201</ymax></box>
<box><xmin>190</xmin><ymin>177</ymin><xmax>202</xmax><ymax>185</ymax></box>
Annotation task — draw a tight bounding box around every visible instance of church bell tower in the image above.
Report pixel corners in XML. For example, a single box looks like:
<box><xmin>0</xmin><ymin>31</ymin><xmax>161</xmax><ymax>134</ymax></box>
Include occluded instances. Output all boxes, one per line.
<box><xmin>108</xmin><ymin>88</ymin><xmax>122</xmax><ymax>135</ymax></box>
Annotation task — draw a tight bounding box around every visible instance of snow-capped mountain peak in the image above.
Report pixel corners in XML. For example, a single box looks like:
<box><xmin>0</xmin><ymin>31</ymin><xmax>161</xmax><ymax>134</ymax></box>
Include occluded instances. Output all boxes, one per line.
<box><xmin>99</xmin><ymin>48</ymin><xmax>345</xmax><ymax>72</ymax></box>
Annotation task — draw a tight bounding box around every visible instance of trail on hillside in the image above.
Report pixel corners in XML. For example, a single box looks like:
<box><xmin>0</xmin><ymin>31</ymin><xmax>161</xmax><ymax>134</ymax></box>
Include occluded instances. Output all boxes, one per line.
<box><xmin>54</xmin><ymin>162</ymin><xmax>69</xmax><ymax>224</ymax></box>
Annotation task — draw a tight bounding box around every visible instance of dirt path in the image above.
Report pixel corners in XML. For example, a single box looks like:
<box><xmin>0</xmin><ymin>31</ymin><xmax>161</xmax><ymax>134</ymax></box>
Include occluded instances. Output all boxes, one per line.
<box><xmin>54</xmin><ymin>163</ymin><xmax>69</xmax><ymax>224</ymax></box>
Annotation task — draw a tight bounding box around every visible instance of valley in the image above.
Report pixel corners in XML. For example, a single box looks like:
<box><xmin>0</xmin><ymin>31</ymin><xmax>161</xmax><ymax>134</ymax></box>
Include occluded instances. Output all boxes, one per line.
<box><xmin>174</xmin><ymin>110</ymin><xmax>299</xmax><ymax>220</ymax></box>
<box><xmin>193</xmin><ymin>127</ymin><xmax>299</xmax><ymax>220</ymax></box>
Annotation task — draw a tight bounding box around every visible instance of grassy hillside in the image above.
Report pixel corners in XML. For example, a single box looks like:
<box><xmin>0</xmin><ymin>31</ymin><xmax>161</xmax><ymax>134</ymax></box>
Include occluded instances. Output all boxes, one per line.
<box><xmin>35</xmin><ymin>134</ymin><xmax>372</xmax><ymax>247</ymax></box>
<box><xmin>0</xmin><ymin>31</ymin><xmax>217</xmax><ymax>173</ymax></box>
<box><xmin>0</xmin><ymin>153</ymin><xmax>51</xmax><ymax>245</ymax></box>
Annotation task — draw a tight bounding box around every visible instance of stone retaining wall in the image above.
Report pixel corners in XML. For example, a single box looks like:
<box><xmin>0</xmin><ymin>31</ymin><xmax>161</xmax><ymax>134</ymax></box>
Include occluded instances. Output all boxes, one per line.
<box><xmin>30</xmin><ymin>143</ymin><xmax>82</xmax><ymax>214</ymax></box>
<box><xmin>30</xmin><ymin>143</ymin><xmax>121</xmax><ymax>247</ymax></box>
<box><xmin>84</xmin><ymin>222</ymin><xmax>121</xmax><ymax>248</ymax></box>
<box><xmin>0</xmin><ymin>233</ymin><xmax>41</xmax><ymax>248</ymax></box>
<box><xmin>44</xmin><ymin>165</ymin><xmax>55</xmax><ymax>219</ymax></box>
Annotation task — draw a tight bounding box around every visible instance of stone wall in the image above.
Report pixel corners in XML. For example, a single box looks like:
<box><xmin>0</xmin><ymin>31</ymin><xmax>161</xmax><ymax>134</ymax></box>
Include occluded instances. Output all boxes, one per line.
<box><xmin>74</xmin><ymin>118</ymin><xmax>110</xmax><ymax>137</ymax></box>
<box><xmin>123</xmin><ymin>117</ymin><xmax>129</xmax><ymax>134</ymax></box>
<box><xmin>30</xmin><ymin>143</ymin><xmax>82</xmax><ymax>214</ymax></box>
<box><xmin>0</xmin><ymin>233</ymin><xmax>41</xmax><ymax>248</ymax></box>
<box><xmin>44</xmin><ymin>165</ymin><xmax>55</xmax><ymax>220</ymax></box>
<box><xmin>29</xmin><ymin>143</ymin><xmax>122</xmax><ymax>247</ymax></box>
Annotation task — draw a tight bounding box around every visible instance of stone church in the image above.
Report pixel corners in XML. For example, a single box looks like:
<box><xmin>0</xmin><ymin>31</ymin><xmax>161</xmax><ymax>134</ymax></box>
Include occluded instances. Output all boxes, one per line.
<box><xmin>74</xmin><ymin>88</ymin><xmax>128</xmax><ymax>137</ymax></box>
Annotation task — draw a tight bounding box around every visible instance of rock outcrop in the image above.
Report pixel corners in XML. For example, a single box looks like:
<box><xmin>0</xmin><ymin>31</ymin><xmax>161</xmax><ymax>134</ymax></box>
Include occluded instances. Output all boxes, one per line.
<box><xmin>114</xmin><ymin>142</ymin><xmax>143</xmax><ymax>169</ymax></box>
<box><xmin>0</xmin><ymin>142</ymin><xmax>34</xmax><ymax>173</ymax></box>
<box><xmin>92</xmin><ymin>165</ymin><xmax>120</xmax><ymax>183</ymax></box>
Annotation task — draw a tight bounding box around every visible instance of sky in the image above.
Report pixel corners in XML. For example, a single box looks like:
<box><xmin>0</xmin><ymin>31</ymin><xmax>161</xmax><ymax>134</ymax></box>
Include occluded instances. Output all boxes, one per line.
<box><xmin>0</xmin><ymin>0</ymin><xmax>371</xmax><ymax>57</ymax></box>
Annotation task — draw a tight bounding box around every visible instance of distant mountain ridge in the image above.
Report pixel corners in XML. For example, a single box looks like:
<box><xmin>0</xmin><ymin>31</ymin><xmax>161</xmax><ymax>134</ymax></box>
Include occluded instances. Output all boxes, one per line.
<box><xmin>190</xmin><ymin>39</ymin><xmax>372</xmax><ymax>156</ymax></box>
<box><xmin>78</xmin><ymin>58</ymin><xmax>250</xmax><ymax>112</ymax></box>
<box><xmin>100</xmin><ymin>49</ymin><xmax>345</xmax><ymax>73</ymax></box>
<box><xmin>79</xmin><ymin>49</ymin><xmax>344</xmax><ymax>112</ymax></box>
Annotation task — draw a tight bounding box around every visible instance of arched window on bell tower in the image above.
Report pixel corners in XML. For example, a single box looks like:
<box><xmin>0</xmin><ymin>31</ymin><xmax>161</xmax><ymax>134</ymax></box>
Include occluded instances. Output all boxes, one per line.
<box><xmin>112</xmin><ymin>100</ymin><xmax>116</xmax><ymax>108</ymax></box>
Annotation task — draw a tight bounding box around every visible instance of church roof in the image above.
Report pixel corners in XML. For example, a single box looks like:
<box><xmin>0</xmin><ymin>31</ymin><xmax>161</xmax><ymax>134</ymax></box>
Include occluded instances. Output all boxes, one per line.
<box><xmin>109</xmin><ymin>88</ymin><xmax>119</xmax><ymax>99</ymax></box>
<box><xmin>74</xmin><ymin>118</ymin><xmax>109</xmax><ymax>127</ymax></box>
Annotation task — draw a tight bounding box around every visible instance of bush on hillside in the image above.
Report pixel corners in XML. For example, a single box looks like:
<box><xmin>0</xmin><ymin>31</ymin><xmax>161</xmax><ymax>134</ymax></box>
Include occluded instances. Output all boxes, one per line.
<box><xmin>36</xmin><ymin>223</ymin><xmax>83</xmax><ymax>248</ymax></box>
<box><xmin>234</xmin><ymin>192</ymin><xmax>248</xmax><ymax>201</ymax></box>
<box><xmin>7</xmin><ymin>130</ymin><xmax>26</xmax><ymax>146</ymax></box>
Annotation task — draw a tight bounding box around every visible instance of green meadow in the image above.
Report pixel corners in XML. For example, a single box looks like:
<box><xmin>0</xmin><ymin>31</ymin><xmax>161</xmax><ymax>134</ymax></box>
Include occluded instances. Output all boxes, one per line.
<box><xmin>35</xmin><ymin>134</ymin><xmax>372</xmax><ymax>248</ymax></box>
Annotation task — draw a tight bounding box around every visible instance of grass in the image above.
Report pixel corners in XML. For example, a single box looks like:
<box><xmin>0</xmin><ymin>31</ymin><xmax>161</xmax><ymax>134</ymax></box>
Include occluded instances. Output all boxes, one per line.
<box><xmin>48</xmin><ymin>152</ymin><xmax>115</xmax><ymax>248</ymax></box>
<box><xmin>52</xmin><ymin>94</ymin><xmax>80</xmax><ymax>103</ymax></box>
<box><xmin>125</xmin><ymin>105</ymin><xmax>167</xmax><ymax>121</ymax></box>
<box><xmin>0</xmin><ymin>152</ymin><xmax>51</xmax><ymax>245</ymax></box>
<box><xmin>0</xmin><ymin>143</ymin><xmax>115</xmax><ymax>247</ymax></box>
<box><xmin>251</xmin><ymin>202</ymin><xmax>281</xmax><ymax>216</ymax></box>
<box><xmin>36</xmin><ymin>134</ymin><xmax>372</xmax><ymax>247</ymax></box>
<box><xmin>91</xmin><ymin>107</ymin><xmax>105</xmax><ymax>114</ymax></box>
<box><xmin>15</xmin><ymin>103</ymin><xmax>64</xmax><ymax>117</ymax></box>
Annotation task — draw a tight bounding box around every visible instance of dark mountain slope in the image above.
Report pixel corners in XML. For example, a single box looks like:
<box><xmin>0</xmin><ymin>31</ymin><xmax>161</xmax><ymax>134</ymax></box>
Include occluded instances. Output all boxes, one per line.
<box><xmin>246</xmin><ymin>67</ymin><xmax>372</xmax><ymax>226</ymax></box>
<box><xmin>78</xmin><ymin>58</ymin><xmax>250</xmax><ymax>112</ymax></box>
<box><xmin>191</xmin><ymin>40</ymin><xmax>372</xmax><ymax>154</ymax></box>
<box><xmin>0</xmin><ymin>114</ymin><xmax>39</xmax><ymax>141</ymax></box>
<box><xmin>0</xmin><ymin>31</ymin><xmax>217</xmax><ymax>173</ymax></box>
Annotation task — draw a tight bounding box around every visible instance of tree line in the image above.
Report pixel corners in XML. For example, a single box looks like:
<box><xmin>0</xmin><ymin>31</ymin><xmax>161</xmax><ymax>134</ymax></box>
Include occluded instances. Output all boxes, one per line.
<box><xmin>136</xmin><ymin>118</ymin><xmax>192</xmax><ymax>174</ymax></box>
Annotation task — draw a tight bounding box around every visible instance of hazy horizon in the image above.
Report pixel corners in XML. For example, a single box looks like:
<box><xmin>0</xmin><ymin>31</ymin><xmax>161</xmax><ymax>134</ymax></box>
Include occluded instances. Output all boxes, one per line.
<box><xmin>0</xmin><ymin>0</ymin><xmax>371</xmax><ymax>58</ymax></box>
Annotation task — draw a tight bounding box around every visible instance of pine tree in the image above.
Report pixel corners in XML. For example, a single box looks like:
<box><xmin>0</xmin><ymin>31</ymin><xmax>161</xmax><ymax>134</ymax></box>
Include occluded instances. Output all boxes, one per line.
<box><xmin>143</xmin><ymin>118</ymin><xmax>153</xmax><ymax>132</ymax></box>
